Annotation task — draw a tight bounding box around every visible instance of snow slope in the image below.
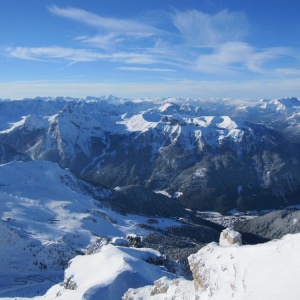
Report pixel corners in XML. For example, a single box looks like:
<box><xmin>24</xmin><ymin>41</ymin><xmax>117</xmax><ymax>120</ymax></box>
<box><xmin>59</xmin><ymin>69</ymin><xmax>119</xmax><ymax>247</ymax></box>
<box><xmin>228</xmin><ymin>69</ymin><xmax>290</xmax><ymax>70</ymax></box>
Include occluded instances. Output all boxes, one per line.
<box><xmin>189</xmin><ymin>233</ymin><xmax>300</xmax><ymax>300</ymax></box>
<box><xmin>0</xmin><ymin>160</ymin><xmax>181</xmax><ymax>298</ymax></box>
<box><xmin>124</xmin><ymin>232</ymin><xmax>300</xmax><ymax>300</ymax></box>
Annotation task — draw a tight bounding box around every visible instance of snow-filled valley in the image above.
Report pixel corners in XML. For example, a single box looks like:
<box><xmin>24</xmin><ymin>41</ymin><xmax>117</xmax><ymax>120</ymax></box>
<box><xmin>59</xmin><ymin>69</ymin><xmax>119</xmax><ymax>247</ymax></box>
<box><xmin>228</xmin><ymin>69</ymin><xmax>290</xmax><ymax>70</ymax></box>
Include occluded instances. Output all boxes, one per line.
<box><xmin>1</xmin><ymin>96</ymin><xmax>300</xmax><ymax>299</ymax></box>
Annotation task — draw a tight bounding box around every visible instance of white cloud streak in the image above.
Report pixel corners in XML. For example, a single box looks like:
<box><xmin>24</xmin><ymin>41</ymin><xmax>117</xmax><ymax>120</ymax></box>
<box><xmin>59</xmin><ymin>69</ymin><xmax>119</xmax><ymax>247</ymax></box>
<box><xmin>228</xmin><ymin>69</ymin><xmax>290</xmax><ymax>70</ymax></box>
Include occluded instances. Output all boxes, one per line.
<box><xmin>48</xmin><ymin>5</ymin><xmax>161</xmax><ymax>37</ymax></box>
<box><xmin>118</xmin><ymin>67</ymin><xmax>175</xmax><ymax>72</ymax></box>
<box><xmin>75</xmin><ymin>33</ymin><xmax>124</xmax><ymax>50</ymax></box>
<box><xmin>5</xmin><ymin>46</ymin><xmax>156</xmax><ymax>64</ymax></box>
<box><xmin>172</xmin><ymin>9</ymin><xmax>249</xmax><ymax>47</ymax></box>
<box><xmin>6</xmin><ymin>46</ymin><xmax>103</xmax><ymax>62</ymax></box>
<box><xmin>3</xmin><ymin>6</ymin><xmax>299</xmax><ymax>80</ymax></box>
<box><xmin>196</xmin><ymin>42</ymin><xmax>253</xmax><ymax>74</ymax></box>
<box><xmin>196</xmin><ymin>42</ymin><xmax>296</xmax><ymax>75</ymax></box>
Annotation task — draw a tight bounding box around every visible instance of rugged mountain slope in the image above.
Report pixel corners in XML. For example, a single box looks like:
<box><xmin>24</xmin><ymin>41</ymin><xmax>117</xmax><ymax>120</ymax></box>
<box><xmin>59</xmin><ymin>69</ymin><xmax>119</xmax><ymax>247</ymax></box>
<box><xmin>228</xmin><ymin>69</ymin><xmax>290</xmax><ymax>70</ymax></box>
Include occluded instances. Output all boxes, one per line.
<box><xmin>1</xmin><ymin>97</ymin><xmax>300</xmax><ymax>212</ymax></box>
<box><xmin>234</xmin><ymin>209</ymin><xmax>300</xmax><ymax>241</ymax></box>
<box><xmin>113</xmin><ymin>185</ymin><xmax>185</xmax><ymax>217</ymax></box>
<box><xmin>0</xmin><ymin>142</ymin><xmax>30</xmax><ymax>164</ymax></box>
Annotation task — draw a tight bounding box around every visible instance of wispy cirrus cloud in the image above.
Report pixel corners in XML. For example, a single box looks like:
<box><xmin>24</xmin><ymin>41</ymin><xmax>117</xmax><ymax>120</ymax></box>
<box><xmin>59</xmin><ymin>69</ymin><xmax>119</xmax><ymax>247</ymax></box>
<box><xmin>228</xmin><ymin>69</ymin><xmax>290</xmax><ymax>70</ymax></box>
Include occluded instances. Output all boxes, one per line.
<box><xmin>48</xmin><ymin>5</ymin><xmax>161</xmax><ymax>38</ymax></box>
<box><xmin>75</xmin><ymin>33</ymin><xmax>124</xmax><ymax>50</ymax></box>
<box><xmin>47</xmin><ymin>5</ymin><xmax>167</xmax><ymax>62</ymax></box>
<box><xmin>196</xmin><ymin>42</ymin><xmax>253</xmax><ymax>74</ymax></box>
<box><xmin>195</xmin><ymin>42</ymin><xmax>297</xmax><ymax>75</ymax></box>
<box><xmin>118</xmin><ymin>67</ymin><xmax>175</xmax><ymax>72</ymax></box>
<box><xmin>5</xmin><ymin>46</ymin><xmax>156</xmax><ymax>64</ymax></box>
<box><xmin>245</xmin><ymin>47</ymin><xmax>295</xmax><ymax>73</ymax></box>
<box><xmin>6</xmin><ymin>46</ymin><xmax>103</xmax><ymax>62</ymax></box>
<box><xmin>172</xmin><ymin>9</ymin><xmax>249</xmax><ymax>47</ymax></box>
<box><xmin>4</xmin><ymin>6</ymin><xmax>299</xmax><ymax>78</ymax></box>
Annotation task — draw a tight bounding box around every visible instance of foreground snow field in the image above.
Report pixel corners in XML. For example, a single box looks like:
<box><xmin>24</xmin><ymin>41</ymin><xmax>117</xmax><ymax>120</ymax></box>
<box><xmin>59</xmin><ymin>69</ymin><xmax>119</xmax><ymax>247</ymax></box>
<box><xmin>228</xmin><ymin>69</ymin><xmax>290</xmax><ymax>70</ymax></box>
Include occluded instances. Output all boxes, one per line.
<box><xmin>0</xmin><ymin>160</ymin><xmax>181</xmax><ymax>298</ymax></box>
<box><xmin>124</xmin><ymin>232</ymin><xmax>300</xmax><ymax>300</ymax></box>
<box><xmin>3</xmin><ymin>230</ymin><xmax>299</xmax><ymax>300</ymax></box>
<box><xmin>0</xmin><ymin>160</ymin><xmax>300</xmax><ymax>299</ymax></box>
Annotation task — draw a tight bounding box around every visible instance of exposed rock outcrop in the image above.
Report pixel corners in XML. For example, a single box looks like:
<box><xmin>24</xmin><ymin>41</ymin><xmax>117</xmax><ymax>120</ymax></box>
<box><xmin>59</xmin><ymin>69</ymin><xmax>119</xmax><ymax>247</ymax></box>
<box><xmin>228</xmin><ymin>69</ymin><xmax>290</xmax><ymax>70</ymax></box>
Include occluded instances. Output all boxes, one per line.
<box><xmin>219</xmin><ymin>228</ymin><xmax>242</xmax><ymax>246</ymax></box>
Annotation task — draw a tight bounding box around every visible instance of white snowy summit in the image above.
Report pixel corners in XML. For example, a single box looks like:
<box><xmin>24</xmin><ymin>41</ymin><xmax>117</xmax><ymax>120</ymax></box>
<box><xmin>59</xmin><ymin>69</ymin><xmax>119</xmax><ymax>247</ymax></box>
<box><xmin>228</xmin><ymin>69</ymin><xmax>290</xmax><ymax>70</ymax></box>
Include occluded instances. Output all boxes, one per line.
<box><xmin>124</xmin><ymin>231</ymin><xmax>300</xmax><ymax>300</ymax></box>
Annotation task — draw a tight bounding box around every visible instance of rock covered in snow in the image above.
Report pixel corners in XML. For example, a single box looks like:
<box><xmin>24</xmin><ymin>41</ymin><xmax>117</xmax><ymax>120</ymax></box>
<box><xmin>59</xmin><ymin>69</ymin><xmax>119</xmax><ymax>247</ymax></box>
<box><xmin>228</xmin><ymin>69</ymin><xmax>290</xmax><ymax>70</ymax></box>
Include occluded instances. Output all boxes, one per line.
<box><xmin>126</xmin><ymin>234</ymin><xmax>143</xmax><ymax>248</ymax></box>
<box><xmin>110</xmin><ymin>237</ymin><xmax>130</xmax><ymax>247</ymax></box>
<box><xmin>110</xmin><ymin>235</ymin><xmax>143</xmax><ymax>248</ymax></box>
<box><xmin>219</xmin><ymin>228</ymin><xmax>242</xmax><ymax>246</ymax></box>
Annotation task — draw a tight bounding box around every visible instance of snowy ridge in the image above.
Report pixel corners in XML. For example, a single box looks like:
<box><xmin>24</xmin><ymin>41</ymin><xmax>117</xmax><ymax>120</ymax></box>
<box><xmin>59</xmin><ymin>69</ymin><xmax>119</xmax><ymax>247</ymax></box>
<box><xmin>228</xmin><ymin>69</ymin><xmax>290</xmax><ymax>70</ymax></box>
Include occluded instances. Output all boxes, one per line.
<box><xmin>35</xmin><ymin>245</ymin><xmax>175</xmax><ymax>300</ymax></box>
<box><xmin>117</xmin><ymin>105</ymin><xmax>250</xmax><ymax>150</ymax></box>
<box><xmin>1</xmin><ymin>96</ymin><xmax>298</xmax><ymax>147</ymax></box>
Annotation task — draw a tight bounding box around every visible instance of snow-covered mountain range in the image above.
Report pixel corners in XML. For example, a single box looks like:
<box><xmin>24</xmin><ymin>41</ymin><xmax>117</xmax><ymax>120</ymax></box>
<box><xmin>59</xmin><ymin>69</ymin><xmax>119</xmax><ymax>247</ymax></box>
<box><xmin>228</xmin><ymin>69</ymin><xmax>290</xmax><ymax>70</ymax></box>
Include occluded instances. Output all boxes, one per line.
<box><xmin>1</xmin><ymin>95</ymin><xmax>300</xmax><ymax>299</ymax></box>
<box><xmin>1</xmin><ymin>96</ymin><xmax>300</xmax><ymax>212</ymax></box>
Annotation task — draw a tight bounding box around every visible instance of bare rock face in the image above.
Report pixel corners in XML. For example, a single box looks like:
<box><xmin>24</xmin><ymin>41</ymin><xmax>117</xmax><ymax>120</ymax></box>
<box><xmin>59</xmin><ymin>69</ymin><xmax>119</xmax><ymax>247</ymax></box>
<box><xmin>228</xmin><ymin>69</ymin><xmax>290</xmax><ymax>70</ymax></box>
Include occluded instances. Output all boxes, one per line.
<box><xmin>123</xmin><ymin>276</ymin><xmax>195</xmax><ymax>300</ymax></box>
<box><xmin>219</xmin><ymin>228</ymin><xmax>242</xmax><ymax>246</ymax></box>
<box><xmin>188</xmin><ymin>253</ymin><xmax>206</xmax><ymax>293</ymax></box>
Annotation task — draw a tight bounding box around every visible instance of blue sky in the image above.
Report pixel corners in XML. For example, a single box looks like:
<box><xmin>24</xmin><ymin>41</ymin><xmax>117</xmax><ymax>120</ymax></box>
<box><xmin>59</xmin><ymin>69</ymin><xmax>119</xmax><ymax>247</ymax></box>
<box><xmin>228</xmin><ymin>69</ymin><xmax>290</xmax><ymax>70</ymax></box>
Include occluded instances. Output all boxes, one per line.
<box><xmin>1</xmin><ymin>0</ymin><xmax>300</xmax><ymax>99</ymax></box>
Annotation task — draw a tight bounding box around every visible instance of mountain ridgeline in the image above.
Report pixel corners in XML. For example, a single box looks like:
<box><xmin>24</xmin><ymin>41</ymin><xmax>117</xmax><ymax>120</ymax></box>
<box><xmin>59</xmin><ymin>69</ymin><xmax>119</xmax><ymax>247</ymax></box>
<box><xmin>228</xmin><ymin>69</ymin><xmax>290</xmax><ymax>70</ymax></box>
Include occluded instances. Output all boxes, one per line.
<box><xmin>1</xmin><ymin>96</ymin><xmax>300</xmax><ymax>212</ymax></box>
